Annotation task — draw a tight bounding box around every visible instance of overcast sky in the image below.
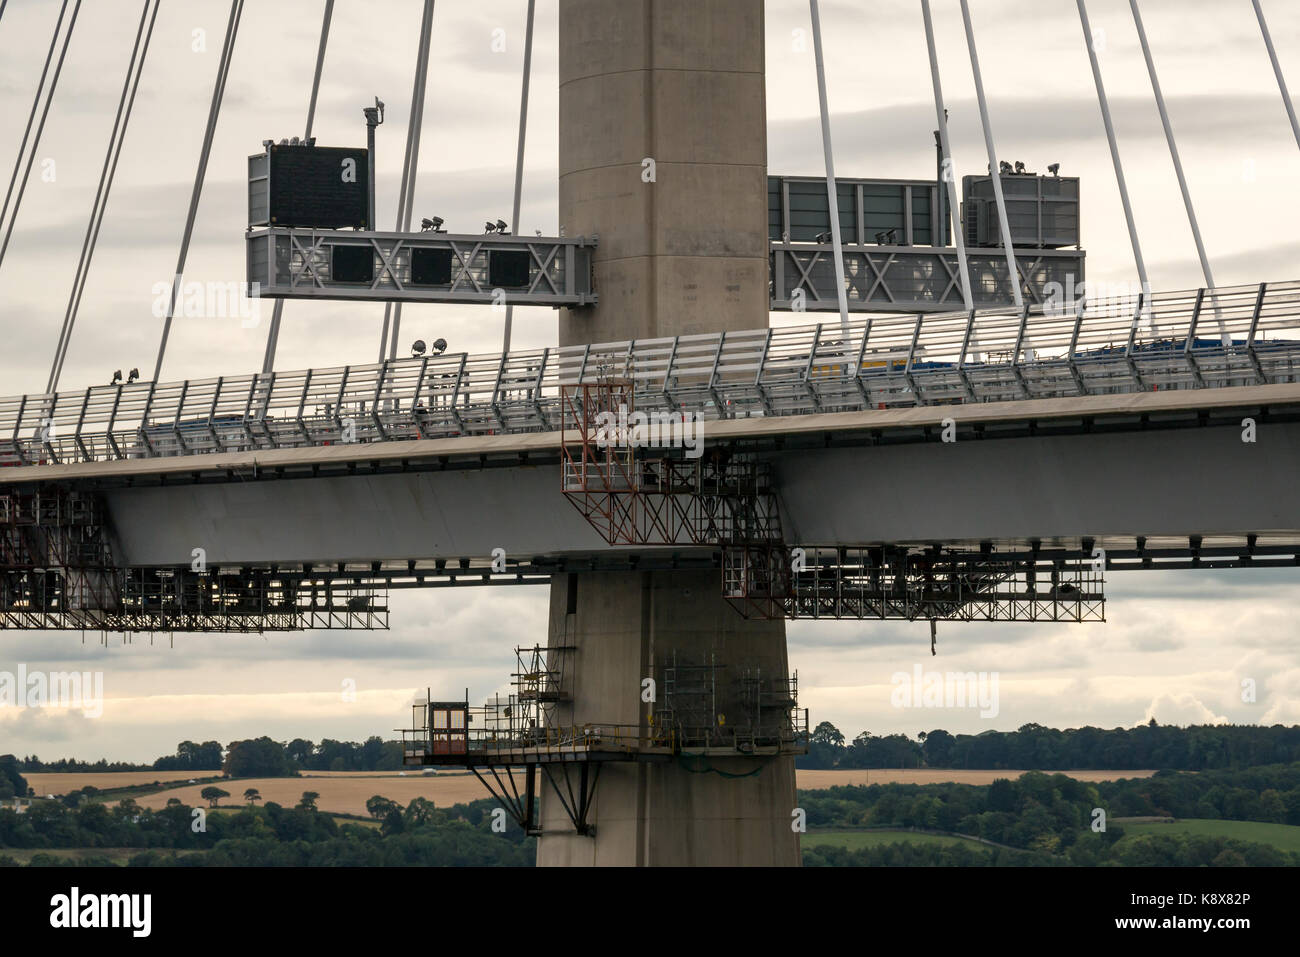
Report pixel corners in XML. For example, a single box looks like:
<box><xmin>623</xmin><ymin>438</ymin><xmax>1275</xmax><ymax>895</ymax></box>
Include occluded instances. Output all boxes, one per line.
<box><xmin>2</xmin><ymin>0</ymin><xmax>1299</xmax><ymax>763</ymax></box>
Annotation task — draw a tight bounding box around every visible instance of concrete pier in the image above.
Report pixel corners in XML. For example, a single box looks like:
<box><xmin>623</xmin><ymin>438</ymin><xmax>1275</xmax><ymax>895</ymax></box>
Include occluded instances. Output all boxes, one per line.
<box><xmin>535</xmin><ymin>570</ymin><xmax>799</xmax><ymax>866</ymax></box>
<box><xmin>557</xmin><ymin>0</ymin><xmax>771</xmax><ymax>345</ymax></box>
<box><xmin>539</xmin><ymin>0</ymin><xmax>799</xmax><ymax>866</ymax></box>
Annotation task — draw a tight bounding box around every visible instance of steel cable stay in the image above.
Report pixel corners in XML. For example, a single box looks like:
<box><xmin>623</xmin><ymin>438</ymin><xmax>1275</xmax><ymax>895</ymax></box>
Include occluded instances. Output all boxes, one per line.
<box><xmin>920</xmin><ymin>0</ymin><xmax>973</xmax><ymax>314</ymax></box>
<box><xmin>1253</xmin><ymin>0</ymin><xmax>1300</xmax><ymax>153</ymax></box>
<box><xmin>47</xmin><ymin>0</ymin><xmax>160</xmax><ymax>396</ymax></box>
<box><xmin>0</xmin><ymin>0</ymin><xmax>80</xmax><ymax>273</ymax></box>
<box><xmin>260</xmin><ymin>0</ymin><xmax>336</xmax><ymax>375</ymax></box>
<box><xmin>378</xmin><ymin>0</ymin><xmax>436</xmax><ymax>364</ymax></box>
<box><xmin>0</xmin><ymin>0</ymin><xmax>69</xmax><ymax>248</ymax></box>
<box><xmin>1076</xmin><ymin>0</ymin><xmax>1150</xmax><ymax>308</ymax></box>
<box><xmin>1128</xmin><ymin>0</ymin><xmax>1224</xmax><ymax>343</ymax></box>
<box><xmin>501</xmin><ymin>0</ymin><xmax>536</xmax><ymax>355</ymax></box>
<box><xmin>151</xmin><ymin>0</ymin><xmax>245</xmax><ymax>383</ymax></box>
<box><xmin>958</xmin><ymin>0</ymin><xmax>1023</xmax><ymax>311</ymax></box>
<box><xmin>808</xmin><ymin>0</ymin><xmax>849</xmax><ymax>334</ymax></box>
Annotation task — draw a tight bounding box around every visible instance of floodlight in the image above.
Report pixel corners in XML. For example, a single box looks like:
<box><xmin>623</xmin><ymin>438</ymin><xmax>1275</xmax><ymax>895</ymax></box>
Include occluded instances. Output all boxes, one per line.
<box><xmin>411</xmin><ymin>339</ymin><xmax>427</xmax><ymax>356</ymax></box>
<box><xmin>432</xmin><ymin>338</ymin><xmax>447</xmax><ymax>355</ymax></box>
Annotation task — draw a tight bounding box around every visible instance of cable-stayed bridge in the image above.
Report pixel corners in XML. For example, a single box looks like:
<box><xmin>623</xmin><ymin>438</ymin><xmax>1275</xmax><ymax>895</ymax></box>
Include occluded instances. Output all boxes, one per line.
<box><xmin>3</xmin><ymin>0</ymin><xmax>1300</xmax><ymax>865</ymax></box>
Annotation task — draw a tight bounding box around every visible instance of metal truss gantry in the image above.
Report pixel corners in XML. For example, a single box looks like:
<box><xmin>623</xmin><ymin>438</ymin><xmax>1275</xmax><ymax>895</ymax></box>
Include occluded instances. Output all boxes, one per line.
<box><xmin>247</xmin><ymin>228</ymin><xmax>596</xmax><ymax>307</ymax></box>
<box><xmin>769</xmin><ymin>242</ymin><xmax>1084</xmax><ymax>313</ymax></box>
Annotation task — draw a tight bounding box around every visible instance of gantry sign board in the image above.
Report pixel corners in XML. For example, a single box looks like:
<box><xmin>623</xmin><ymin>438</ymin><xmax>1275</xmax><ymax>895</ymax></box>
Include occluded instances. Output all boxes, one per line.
<box><xmin>767</xmin><ymin>173</ymin><xmax>1085</xmax><ymax>313</ymax></box>
<box><xmin>249</xmin><ymin>144</ymin><xmax>371</xmax><ymax>230</ymax></box>
<box><xmin>246</xmin><ymin>228</ymin><xmax>598</xmax><ymax>307</ymax></box>
<box><xmin>769</xmin><ymin>243</ymin><xmax>1085</xmax><ymax>313</ymax></box>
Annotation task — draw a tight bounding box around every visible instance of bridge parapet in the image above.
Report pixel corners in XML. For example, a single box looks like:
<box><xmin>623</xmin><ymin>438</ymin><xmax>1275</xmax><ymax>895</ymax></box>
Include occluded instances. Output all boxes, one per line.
<box><xmin>2</xmin><ymin>280</ymin><xmax>1298</xmax><ymax>469</ymax></box>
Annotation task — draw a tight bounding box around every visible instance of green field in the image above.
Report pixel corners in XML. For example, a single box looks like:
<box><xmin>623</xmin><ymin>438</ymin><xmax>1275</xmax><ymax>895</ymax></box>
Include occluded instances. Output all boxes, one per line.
<box><xmin>805</xmin><ymin>829</ymin><xmax>989</xmax><ymax>851</ymax></box>
<box><xmin>1</xmin><ymin>847</ymin><xmax>207</xmax><ymax>865</ymax></box>
<box><xmin>1121</xmin><ymin>819</ymin><xmax>1300</xmax><ymax>854</ymax></box>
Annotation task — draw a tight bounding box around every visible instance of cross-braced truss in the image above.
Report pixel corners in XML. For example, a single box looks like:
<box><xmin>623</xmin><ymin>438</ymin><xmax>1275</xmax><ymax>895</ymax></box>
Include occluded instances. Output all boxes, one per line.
<box><xmin>248</xmin><ymin>228</ymin><xmax>596</xmax><ymax>307</ymax></box>
<box><xmin>560</xmin><ymin>380</ymin><xmax>795</xmax><ymax>616</ymax></box>
<box><xmin>1</xmin><ymin>484</ymin><xmax>388</xmax><ymax>632</ymax></box>
<box><xmin>787</xmin><ymin>547</ymin><xmax>1105</xmax><ymax>622</ymax></box>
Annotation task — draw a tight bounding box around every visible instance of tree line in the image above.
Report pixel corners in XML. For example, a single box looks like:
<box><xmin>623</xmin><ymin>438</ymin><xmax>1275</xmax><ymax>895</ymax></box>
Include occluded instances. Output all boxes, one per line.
<box><xmin>799</xmin><ymin>720</ymin><xmax>1300</xmax><ymax>771</ymax></box>
<box><xmin>800</xmin><ymin>764</ymin><xmax>1300</xmax><ymax>867</ymax></box>
<box><xmin>6</xmin><ymin>763</ymin><xmax>1299</xmax><ymax>867</ymax></box>
<box><xmin>0</xmin><ymin>793</ymin><xmax>533</xmax><ymax>867</ymax></box>
<box><xmin>14</xmin><ymin>735</ymin><xmax>408</xmax><ymax>781</ymax></box>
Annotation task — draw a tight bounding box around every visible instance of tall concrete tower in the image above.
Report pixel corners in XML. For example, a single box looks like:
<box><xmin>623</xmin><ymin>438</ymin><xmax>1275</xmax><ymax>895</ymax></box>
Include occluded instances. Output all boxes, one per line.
<box><xmin>538</xmin><ymin>0</ymin><xmax>799</xmax><ymax>866</ymax></box>
<box><xmin>557</xmin><ymin>0</ymin><xmax>772</xmax><ymax>345</ymax></box>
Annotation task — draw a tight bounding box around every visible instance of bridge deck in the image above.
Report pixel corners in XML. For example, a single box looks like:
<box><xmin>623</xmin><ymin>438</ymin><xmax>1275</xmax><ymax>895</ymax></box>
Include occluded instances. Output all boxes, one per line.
<box><xmin>2</xmin><ymin>279</ymin><xmax>1299</xmax><ymax>474</ymax></box>
<box><xmin>3</xmin><ymin>379</ymin><xmax>1298</xmax><ymax>484</ymax></box>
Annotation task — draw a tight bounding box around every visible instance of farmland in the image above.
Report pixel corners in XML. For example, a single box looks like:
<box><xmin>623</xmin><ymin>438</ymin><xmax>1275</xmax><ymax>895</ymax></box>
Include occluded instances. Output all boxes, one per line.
<box><xmin>1119</xmin><ymin>818</ymin><xmax>1300</xmax><ymax>854</ymax></box>
<box><xmin>15</xmin><ymin>767</ymin><xmax>1163</xmax><ymax>817</ymax></box>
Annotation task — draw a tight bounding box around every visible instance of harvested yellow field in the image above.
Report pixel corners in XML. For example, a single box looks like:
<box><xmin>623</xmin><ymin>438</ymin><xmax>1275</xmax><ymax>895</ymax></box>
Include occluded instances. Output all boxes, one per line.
<box><xmin>24</xmin><ymin>767</ymin><xmax>1161</xmax><ymax>816</ymax></box>
<box><xmin>796</xmin><ymin>768</ymin><xmax>1158</xmax><ymax>789</ymax></box>
<box><xmin>25</xmin><ymin>770</ymin><xmax>208</xmax><ymax>794</ymax></box>
<box><xmin>130</xmin><ymin>773</ymin><xmax>488</xmax><ymax>815</ymax></box>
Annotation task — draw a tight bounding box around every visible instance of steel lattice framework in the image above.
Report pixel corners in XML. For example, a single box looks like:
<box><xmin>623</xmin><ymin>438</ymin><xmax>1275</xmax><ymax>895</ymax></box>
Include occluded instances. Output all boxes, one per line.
<box><xmin>769</xmin><ymin>242</ymin><xmax>1084</xmax><ymax>313</ymax></box>
<box><xmin>560</xmin><ymin>380</ymin><xmax>793</xmax><ymax>617</ymax></box>
<box><xmin>247</xmin><ymin>228</ymin><xmax>597</xmax><ymax>307</ymax></box>
<box><xmin>1</xmin><ymin>484</ymin><xmax>388</xmax><ymax>632</ymax></box>
<box><xmin>789</xmin><ymin>547</ymin><xmax>1105</xmax><ymax>623</ymax></box>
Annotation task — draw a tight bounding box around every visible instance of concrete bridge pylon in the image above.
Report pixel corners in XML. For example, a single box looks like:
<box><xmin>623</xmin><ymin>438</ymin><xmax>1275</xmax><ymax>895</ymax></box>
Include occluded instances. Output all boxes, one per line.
<box><xmin>538</xmin><ymin>0</ymin><xmax>800</xmax><ymax>866</ymax></box>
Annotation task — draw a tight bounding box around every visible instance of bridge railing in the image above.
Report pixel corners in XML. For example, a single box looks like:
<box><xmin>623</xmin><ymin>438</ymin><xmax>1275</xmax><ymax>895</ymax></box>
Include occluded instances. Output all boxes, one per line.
<box><xmin>3</xmin><ymin>279</ymin><xmax>1299</xmax><ymax>466</ymax></box>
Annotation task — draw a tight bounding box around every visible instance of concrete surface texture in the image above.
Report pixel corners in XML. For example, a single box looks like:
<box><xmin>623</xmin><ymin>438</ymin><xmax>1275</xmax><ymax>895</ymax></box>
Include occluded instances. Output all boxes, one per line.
<box><xmin>542</xmin><ymin>0</ymin><xmax>797</xmax><ymax>866</ymax></box>
<box><xmin>536</xmin><ymin>570</ymin><xmax>799</xmax><ymax>866</ymax></box>
<box><xmin>557</xmin><ymin>0</ymin><xmax>770</xmax><ymax>345</ymax></box>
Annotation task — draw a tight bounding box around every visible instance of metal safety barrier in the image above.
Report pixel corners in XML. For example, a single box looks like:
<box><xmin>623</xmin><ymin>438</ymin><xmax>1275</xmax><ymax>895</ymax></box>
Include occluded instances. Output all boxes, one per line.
<box><xmin>3</xmin><ymin>279</ymin><xmax>1299</xmax><ymax>467</ymax></box>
